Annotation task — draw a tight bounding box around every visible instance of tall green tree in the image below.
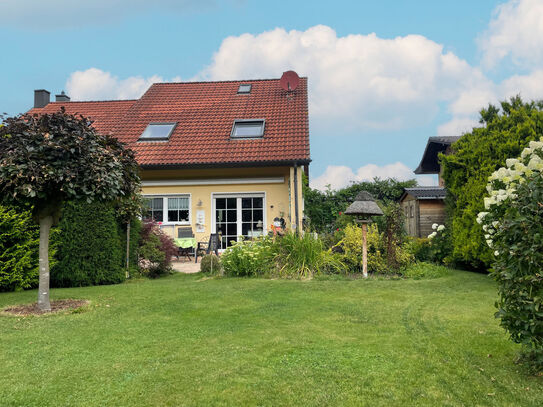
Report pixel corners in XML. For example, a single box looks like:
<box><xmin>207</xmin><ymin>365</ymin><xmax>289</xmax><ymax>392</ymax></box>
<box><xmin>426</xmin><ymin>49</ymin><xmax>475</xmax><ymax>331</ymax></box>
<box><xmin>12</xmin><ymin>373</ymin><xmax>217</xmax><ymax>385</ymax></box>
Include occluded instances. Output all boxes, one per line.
<box><xmin>441</xmin><ymin>96</ymin><xmax>543</xmax><ymax>269</ymax></box>
<box><xmin>0</xmin><ymin>110</ymin><xmax>140</xmax><ymax>311</ymax></box>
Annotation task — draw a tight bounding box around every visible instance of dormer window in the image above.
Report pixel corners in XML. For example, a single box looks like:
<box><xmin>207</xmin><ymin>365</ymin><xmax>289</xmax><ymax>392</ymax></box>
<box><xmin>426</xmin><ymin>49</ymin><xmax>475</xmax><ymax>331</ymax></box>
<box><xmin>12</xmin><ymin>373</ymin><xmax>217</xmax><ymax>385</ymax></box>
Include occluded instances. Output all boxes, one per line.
<box><xmin>237</xmin><ymin>83</ymin><xmax>252</xmax><ymax>94</ymax></box>
<box><xmin>138</xmin><ymin>123</ymin><xmax>176</xmax><ymax>142</ymax></box>
<box><xmin>231</xmin><ymin>119</ymin><xmax>265</xmax><ymax>139</ymax></box>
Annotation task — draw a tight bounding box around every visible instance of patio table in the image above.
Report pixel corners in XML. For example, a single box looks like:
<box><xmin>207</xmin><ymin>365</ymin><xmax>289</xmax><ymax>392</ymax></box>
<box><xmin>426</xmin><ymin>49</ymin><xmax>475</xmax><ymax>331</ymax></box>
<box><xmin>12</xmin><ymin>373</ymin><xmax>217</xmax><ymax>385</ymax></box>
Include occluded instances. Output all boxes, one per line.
<box><xmin>174</xmin><ymin>237</ymin><xmax>197</xmax><ymax>249</ymax></box>
<box><xmin>174</xmin><ymin>237</ymin><xmax>197</xmax><ymax>261</ymax></box>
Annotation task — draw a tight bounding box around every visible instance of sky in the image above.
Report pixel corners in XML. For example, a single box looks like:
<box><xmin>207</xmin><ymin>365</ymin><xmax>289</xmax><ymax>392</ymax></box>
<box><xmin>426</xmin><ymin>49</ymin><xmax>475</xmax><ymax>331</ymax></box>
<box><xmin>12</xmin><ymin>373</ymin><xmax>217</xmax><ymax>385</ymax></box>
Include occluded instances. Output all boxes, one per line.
<box><xmin>2</xmin><ymin>0</ymin><xmax>543</xmax><ymax>190</ymax></box>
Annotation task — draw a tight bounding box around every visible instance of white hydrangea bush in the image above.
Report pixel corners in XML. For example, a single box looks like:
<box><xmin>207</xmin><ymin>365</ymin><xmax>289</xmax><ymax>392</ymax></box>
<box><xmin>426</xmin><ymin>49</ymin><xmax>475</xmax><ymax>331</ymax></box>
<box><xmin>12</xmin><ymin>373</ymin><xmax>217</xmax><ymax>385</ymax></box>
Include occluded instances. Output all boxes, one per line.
<box><xmin>478</xmin><ymin>138</ymin><xmax>543</xmax><ymax>366</ymax></box>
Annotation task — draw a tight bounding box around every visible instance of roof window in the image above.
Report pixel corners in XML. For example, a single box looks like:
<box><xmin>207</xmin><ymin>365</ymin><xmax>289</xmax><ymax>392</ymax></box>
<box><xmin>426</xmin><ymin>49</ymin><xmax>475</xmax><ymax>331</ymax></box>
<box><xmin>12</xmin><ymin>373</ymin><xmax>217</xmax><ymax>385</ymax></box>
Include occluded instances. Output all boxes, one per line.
<box><xmin>139</xmin><ymin>123</ymin><xmax>176</xmax><ymax>141</ymax></box>
<box><xmin>231</xmin><ymin>119</ymin><xmax>265</xmax><ymax>139</ymax></box>
<box><xmin>237</xmin><ymin>83</ymin><xmax>252</xmax><ymax>94</ymax></box>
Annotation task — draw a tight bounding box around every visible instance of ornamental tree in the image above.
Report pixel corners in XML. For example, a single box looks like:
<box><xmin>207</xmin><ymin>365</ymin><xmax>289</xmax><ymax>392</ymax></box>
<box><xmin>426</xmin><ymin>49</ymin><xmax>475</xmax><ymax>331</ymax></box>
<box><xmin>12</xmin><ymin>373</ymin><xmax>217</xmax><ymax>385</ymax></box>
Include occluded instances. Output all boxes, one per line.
<box><xmin>0</xmin><ymin>110</ymin><xmax>140</xmax><ymax>311</ymax></box>
<box><xmin>478</xmin><ymin>139</ymin><xmax>543</xmax><ymax>370</ymax></box>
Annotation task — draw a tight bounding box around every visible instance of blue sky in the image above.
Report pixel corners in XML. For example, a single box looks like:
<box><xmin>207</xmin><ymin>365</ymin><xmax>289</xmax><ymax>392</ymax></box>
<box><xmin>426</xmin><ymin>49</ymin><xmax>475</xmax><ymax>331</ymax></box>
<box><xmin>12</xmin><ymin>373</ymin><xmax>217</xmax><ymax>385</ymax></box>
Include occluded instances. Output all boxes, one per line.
<box><xmin>2</xmin><ymin>0</ymin><xmax>543</xmax><ymax>189</ymax></box>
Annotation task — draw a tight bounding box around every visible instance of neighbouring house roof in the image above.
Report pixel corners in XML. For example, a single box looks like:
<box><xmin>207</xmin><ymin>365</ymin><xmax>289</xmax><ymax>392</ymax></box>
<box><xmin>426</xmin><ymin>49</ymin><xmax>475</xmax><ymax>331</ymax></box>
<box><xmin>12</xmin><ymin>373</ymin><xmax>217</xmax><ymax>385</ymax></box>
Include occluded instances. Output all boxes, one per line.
<box><xmin>28</xmin><ymin>78</ymin><xmax>310</xmax><ymax>168</ymax></box>
<box><xmin>400</xmin><ymin>186</ymin><xmax>447</xmax><ymax>202</ymax></box>
<box><xmin>414</xmin><ymin>136</ymin><xmax>461</xmax><ymax>174</ymax></box>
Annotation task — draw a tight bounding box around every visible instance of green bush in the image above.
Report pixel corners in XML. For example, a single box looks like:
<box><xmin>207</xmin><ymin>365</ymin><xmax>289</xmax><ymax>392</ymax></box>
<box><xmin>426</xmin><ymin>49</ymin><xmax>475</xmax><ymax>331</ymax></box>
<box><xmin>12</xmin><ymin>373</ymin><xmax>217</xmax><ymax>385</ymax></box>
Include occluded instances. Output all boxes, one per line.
<box><xmin>52</xmin><ymin>201</ymin><xmax>124</xmax><ymax>287</ymax></box>
<box><xmin>221</xmin><ymin>237</ymin><xmax>276</xmax><ymax>277</ymax></box>
<box><xmin>275</xmin><ymin>231</ymin><xmax>344</xmax><ymax>278</ymax></box>
<box><xmin>478</xmin><ymin>139</ymin><xmax>543</xmax><ymax>371</ymax></box>
<box><xmin>0</xmin><ymin>206</ymin><xmax>39</xmax><ymax>291</ymax></box>
<box><xmin>441</xmin><ymin>96</ymin><xmax>543</xmax><ymax>270</ymax></box>
<box><xmin>138</xmin><ymin>221</ymin><xmax>177</xmax><ymax>277</ymax></box>
<box><xmin>200</xmin><ymin>254</ymin><xmax>222</xmax><ymax>275</ymax></box>
<box><xmin>404</xmin><ymin>237</ymin><xmax>432</xmax><ymax>262</ymax></box>
<box><xmin>118</xmin><ymin>218</ymin><xmax>141</xmax><ymax>268</ymax></box>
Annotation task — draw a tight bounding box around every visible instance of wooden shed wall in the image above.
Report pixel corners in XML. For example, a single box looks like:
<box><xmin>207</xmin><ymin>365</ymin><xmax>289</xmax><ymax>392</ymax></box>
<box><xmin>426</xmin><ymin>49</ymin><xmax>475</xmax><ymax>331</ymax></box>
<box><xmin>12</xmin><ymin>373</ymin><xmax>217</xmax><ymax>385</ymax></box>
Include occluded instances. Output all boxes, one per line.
<box><xmin>418</xmin><ymin>200</ymin><xmax>446</xmax><ymax>238</ymax></box>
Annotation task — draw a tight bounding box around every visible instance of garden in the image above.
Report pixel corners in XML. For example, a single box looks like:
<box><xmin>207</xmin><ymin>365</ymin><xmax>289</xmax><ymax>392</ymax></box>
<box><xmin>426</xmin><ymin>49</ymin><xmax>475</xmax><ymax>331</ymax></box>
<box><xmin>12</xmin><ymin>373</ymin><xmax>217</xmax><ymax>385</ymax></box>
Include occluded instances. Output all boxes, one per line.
<box><xmin>0</xmin><ymin>98</ymin><xmax>543</xmax><ymax>405</ymax></box>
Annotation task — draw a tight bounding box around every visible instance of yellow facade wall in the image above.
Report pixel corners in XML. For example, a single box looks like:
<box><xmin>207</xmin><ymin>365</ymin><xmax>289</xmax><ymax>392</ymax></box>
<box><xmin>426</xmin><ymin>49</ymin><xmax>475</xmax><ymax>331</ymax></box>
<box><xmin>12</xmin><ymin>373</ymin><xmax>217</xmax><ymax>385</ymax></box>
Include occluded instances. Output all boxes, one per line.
<box><xmin>140</xmin><ymin>166</ymin><xmax>300</xmax><ymax>241</ymax></box>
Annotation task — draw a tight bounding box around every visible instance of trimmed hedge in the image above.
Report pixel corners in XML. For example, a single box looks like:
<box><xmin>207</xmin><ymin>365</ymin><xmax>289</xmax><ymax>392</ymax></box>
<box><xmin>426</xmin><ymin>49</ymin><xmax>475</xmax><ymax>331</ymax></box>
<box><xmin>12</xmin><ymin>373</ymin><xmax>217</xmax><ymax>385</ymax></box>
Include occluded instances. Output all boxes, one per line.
<box><xmin>0</xmin><ymin>206</ymin><xmax>39</xmax><ymax>291</ymax></box>
<box><xmin>52</xmin><ymin>201</ymin><xmax>124</xmax><ymax>287</ymax></box>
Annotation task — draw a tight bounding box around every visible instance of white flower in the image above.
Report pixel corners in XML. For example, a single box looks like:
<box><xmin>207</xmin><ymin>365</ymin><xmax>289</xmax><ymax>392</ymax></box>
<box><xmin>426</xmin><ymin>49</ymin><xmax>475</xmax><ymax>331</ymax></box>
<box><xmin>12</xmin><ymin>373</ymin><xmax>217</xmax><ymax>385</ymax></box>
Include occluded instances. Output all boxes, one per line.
<box><xmin>437</xmin><ymin>225</ymin><xmax>445</xmax><ymax>232</ymax></box>
<box><xmin>432</xmin><ymin>223</ymin><xmax>438</xmax><ymax>230</ymax></box>
<box><xmin>521</xmin><ymin>147</ymin><xmax>533</xmax><ymax>159</ymax></box>
<box><xmin>428</xmin><ymin>232</ymin><xmax>437</xmax><ymax>239</ymax></box>
<box><xmin>486</xmin><ymin>239</ymin><xmax>493</xmax><ymax>248</ymax></box>
<box><xmin>529</xmin><ymin>140</ymin><xmax>543</xmax><ymax>150</ymax></box>
<box><xmin>494</xmin><ymin>250</ymin><xmax>499</xmax><ymax>256</ymax></box>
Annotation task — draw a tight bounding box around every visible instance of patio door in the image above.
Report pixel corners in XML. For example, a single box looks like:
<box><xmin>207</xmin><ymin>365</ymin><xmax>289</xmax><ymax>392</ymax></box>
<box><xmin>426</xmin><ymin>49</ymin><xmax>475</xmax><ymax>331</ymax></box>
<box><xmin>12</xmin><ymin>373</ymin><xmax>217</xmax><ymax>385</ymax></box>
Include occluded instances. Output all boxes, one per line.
<box><xmin>213</xmin><ymin>193</ymin><xmax>265</xmax><ymax>250</ymax></box>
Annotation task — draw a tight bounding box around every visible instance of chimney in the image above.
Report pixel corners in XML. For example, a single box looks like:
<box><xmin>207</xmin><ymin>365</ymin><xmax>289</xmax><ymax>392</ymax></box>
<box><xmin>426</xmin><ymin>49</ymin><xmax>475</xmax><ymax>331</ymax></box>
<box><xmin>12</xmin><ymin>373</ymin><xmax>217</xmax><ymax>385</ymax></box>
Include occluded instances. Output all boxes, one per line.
<box><xmin>34</xmin><ymin>89</ymin><xmax>50</xmax><ymax>108</ymax></box>
<box><xmin>55</xmin><ymin>90</ymin><xmax>70</xmax><ymax>102</ymax></box>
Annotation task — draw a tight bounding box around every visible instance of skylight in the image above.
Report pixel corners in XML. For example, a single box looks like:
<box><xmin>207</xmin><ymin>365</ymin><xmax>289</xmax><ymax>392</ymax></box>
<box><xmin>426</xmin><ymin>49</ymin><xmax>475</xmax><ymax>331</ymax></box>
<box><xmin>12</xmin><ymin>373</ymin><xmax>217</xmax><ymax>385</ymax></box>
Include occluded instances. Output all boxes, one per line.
<box><xmin>237</xmin><ymin>83</ymin><xmax>252</xmax><ymax>94</ymax></box>
<box><xmin>231</xmin><ymin>119</ymin><xmax>265</xmax><ymax>139</ymax></box>
<box><xmin>139</xmin><ymin>123</ymin><xmax>176</xmax><ymax>141</ymax></box>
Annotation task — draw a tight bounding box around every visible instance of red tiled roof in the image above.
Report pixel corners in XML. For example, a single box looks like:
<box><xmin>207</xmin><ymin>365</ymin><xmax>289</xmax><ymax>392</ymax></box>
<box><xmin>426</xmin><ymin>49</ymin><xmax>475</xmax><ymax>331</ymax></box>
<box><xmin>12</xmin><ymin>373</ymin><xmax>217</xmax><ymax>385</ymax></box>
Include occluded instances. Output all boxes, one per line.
<box><xmin>29</xmin><ymin>100</ymin><xmax>137</xmax><ymax>136</ymax></box>
<box><xmin>28</xmin><ymin>78</ymin><xmax>310</xmax><ymax>167</ymax></box>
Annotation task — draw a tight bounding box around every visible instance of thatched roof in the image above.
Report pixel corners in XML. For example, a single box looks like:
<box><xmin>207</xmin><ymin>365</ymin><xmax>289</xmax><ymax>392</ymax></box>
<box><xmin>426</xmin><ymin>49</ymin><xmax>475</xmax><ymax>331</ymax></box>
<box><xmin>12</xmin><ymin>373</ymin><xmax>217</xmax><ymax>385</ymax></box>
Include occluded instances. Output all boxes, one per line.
<box><xmin>344</xmin><ymin>191</ymin><xmax>384</xmax><ymax>216</ymax></box>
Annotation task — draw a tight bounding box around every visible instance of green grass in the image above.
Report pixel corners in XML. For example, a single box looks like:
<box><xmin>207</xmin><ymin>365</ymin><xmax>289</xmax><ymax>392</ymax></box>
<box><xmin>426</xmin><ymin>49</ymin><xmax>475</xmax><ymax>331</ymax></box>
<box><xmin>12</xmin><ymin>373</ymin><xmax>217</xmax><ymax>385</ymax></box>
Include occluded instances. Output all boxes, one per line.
<box><xmin>1</xmin><ymin>270</ymin><xmax>541</xmax><ymax>406</ymax></box>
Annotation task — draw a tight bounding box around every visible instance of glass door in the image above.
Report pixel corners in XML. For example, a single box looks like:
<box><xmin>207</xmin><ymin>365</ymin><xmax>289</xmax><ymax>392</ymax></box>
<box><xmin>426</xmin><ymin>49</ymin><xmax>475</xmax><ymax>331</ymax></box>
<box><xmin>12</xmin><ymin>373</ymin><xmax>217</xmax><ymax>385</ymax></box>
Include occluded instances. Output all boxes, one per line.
<box><xmin>215</xmin><ymin>197</ymin><xmax>238</xmax><ymax>250</ymax></box>
<box><xmin>214</xmin><ymin>194</ymin><xmax>265</xmax><ymax>250</ymax></box>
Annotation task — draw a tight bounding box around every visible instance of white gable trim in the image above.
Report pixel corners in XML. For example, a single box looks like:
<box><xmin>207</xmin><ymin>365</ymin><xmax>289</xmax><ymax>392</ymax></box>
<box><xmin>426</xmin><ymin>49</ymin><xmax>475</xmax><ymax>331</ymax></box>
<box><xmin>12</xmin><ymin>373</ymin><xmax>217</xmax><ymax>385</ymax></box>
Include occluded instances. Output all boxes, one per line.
<box><xmin>141</xmin><ymin>177</ymin><xmax>284</xmax><ymax>187</ymax></box>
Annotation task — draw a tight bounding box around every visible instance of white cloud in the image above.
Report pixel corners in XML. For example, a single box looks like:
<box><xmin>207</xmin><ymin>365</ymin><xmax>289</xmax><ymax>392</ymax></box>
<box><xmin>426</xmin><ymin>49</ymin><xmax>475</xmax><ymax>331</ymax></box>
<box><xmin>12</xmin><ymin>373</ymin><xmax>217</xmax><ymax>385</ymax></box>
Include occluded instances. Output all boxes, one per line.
<box><xmin>309</xmin><ymin>162</ymin><xmax>433</xmax><ymax>191</ymax></box>
<box><xmin>437</xmin><ymin>117</ymin><xmax>481</xmax><ymax>138</ymax></box>
<box><xmin>0</xmin><ymin>0</ymin><xmax>215</xmax><ymax>28</ymax></box>
<box><xmin>65</xmin><ymin>68</ymin><xmax>179</xmax><ymax>100</ymax></box>
<box><xmin>198</xmin><ymin>25</ymin><xmax>484</xmax><ymax>131</ymax></box>
<box><xmin>479</xmin><ymin>0</ymin><xmax>543</xmax><ymax>68</ymax></box>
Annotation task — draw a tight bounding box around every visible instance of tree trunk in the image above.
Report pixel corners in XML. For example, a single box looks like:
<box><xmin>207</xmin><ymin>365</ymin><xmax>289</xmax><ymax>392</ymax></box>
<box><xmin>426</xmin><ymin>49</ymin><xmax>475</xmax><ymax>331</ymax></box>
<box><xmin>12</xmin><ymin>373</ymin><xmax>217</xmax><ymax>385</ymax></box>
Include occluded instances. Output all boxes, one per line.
<box><xmin>126</xmin><ymin>220</ymin><xmax>131</xmax><ymax>278</ymax></box>
<box><xmin>362</xmin><ymin>223</ymin><xmax>368</xmax><ymax>278</ymax></box>
<box><xmin>38</xmin><ymin>215</ymin><xmax>53</xmax><ymax>311</ymax></box>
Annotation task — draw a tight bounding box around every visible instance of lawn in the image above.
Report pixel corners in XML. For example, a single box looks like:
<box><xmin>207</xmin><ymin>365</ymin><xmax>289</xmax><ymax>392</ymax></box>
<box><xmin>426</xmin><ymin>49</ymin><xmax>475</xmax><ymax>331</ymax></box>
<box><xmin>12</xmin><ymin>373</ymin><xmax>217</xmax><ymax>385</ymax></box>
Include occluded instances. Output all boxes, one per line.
<box><xmin>1</xmin><ymin>270</ymin><xmax>541</xmax><ymax>406</ymax></box>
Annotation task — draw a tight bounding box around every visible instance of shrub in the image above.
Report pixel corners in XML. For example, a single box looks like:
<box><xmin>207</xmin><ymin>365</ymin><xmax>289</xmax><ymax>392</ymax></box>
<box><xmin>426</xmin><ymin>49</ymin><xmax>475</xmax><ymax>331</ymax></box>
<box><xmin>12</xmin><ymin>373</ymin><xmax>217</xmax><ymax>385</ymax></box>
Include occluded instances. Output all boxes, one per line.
<box><xmin>52</xmin><ymin>201</ymin><xmax>124</xmax><ymax>287</ymax></box>
<box><xmin>441</xmin><ymin>96</ymin><xmax>543</xmax><ymax>269</ymax></box>
<box><xmin>221</xmin><ymin>237</ymin><xmax>276</xmax><ymax>277</ymax></box>
<box><xmin>118</xmin><ymin>217</ymin><xmax>142</xmax><ymax>269</ymax></box>
<box><xmin>139</xmin><ymin>221</ymin><xmax>177</xmax><ymax>277</ymax></box>
<box><xmin>404</xmin><ymin>238</ymin><xmax>432</xmax><ymax>262</ymax></box>
<box><xmin>478</xmin><ymin>139</ymin><xmax>543</xmax><ymax>371</ymax></box>
<box><xmin>200</xmin><ymin>254</ymin><xmax>222</xmax><ymax>275</ymax></box>
<box><xmin>275</xmin><ymin>231</ymin><xmax>344</xmax><ymax>278</ymax></box>
<box><xmin>400</xmin><ymin>262</ymin><xmax>451</xmax><ymax>279</ymax></box>
<box><xmin>0</xmin><ymin>206</ymin><xmax>39</xmax><ymax>291</ymax></box>
<box><xmin>426</xmin><ymin>223</ymin><xmax>453</xmax><ymax>264</ymax></box>
<box><xmin>336</xmin><ymin>223</ymin><xmax>414</xmax><ymax>274</ymax></box>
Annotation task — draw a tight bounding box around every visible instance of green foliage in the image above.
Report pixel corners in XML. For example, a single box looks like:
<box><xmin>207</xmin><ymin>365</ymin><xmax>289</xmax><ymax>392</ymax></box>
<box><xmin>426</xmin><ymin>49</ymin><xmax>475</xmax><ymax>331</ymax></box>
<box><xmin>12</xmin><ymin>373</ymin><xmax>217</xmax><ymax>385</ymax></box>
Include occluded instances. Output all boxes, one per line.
<box><xmin>138</xmin><ymin>221</ymin><xmax>177</xmax><ymax>278</ymax></box>
<box><xmin>304</xmin><ymin>178</ymin><xmax>417</xmax><ymax>233</ymax></box>
<box><xmin>52</xmin><ymin>201</ymin><xmax>125</xmax><ymax>287</ymax></box>
<box><xmin>119</xmin><ymin>218</ymin><xmax>142</xmax><ymax>268</ymax></box>
<box><xmin>441</xmin><ymin>96</ymin><xmax>543</xmax><ymax>269</ymax></box>
<box><xmin>400</xmin><ymin>262</ymin><xmax>451</xmax><ymax>279</ymax></box>
<box><xmin>479</xmin><ymin>142</ymin><xmax>543</xmax><ymax>371</ymax></box>
<box><xmin>275</xmin><ymin>231</ymin><xmax>344</xmax><ymax>278</ymax></box>
<box><xmin>0</xmin><ymin>206</ymin><xmax>39</xmax><ymax>291</ymax></box>
<box><xmin>404</xmin><ymin>238</ymin><xmax>432</xmax><ymax>262</ymax></box>
<box><xmin>221</xmin><ymin>237</ymin><xmax>276</xmax><ymax>277</ymax></box>
<box><xmin>336</xmin><ymin>224</ymin><xmax>414</xmax><ymax>274</ymax></box>
<box><xmin>200</xmin><ymin>254</ymin><xmax>223</xmax><ymax>275</ymax></box>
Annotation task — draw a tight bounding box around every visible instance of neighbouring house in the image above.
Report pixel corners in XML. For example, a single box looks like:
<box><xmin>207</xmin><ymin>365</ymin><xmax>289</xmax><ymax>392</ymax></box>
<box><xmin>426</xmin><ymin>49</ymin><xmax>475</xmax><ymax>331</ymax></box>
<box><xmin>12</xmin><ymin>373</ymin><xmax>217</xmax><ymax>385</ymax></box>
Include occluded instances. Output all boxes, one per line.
<box><xmin>29</xmin><ymin>74</ymin><xmax>310</xmax><ymax>250</ymax></box>
<box><xmin>400</xmin><ymin>136</ymin><xmax>459</xmax><ymax>238</ymax></box>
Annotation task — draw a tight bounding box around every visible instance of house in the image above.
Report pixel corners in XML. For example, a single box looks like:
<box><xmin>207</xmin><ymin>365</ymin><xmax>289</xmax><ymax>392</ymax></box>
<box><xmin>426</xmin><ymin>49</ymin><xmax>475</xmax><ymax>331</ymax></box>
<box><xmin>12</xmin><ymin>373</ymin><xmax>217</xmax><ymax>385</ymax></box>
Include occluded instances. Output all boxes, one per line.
<box><xmin>400</xmin><ymin>136</ymin><xmax>459</xmax><ymax>238</ymax></box>
<box><xmin>29</xmin><ymin>74</ymin><xmax>310</xmax><ymax>250</ymax></box>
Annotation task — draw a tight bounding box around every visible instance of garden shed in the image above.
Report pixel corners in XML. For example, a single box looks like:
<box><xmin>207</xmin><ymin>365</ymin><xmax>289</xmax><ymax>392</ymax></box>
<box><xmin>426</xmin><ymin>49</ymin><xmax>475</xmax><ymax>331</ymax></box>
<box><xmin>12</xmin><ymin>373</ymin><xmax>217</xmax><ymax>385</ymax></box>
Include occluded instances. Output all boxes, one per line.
<box><xmin>400</xmin><ymin>187</ymin><xmax>446</xmax><ymax>238</ymax></box>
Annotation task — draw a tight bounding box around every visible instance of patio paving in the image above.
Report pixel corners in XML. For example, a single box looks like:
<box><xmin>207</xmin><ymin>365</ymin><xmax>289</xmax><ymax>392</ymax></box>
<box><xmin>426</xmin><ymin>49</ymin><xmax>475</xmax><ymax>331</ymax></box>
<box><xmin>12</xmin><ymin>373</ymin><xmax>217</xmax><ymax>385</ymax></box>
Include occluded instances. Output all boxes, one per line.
<box><xmin>171</xmin><ymin>260</ymin><xmax>200</xmax><ymax>274</ymax></box>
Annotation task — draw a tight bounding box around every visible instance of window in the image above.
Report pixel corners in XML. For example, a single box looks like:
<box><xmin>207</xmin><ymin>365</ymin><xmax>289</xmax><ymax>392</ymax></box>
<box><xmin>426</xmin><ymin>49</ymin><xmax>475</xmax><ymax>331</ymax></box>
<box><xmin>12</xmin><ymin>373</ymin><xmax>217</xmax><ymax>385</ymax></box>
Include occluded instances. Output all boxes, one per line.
<box><xmin>144</xmin><ymin>198</ymin><xmax>163</xmax><ymax>222</ymax></box>
<box><xmin>167</xmin><ymin>197</ymin><xmax>189</xmax><ymax>222</ymax></box>
<box><xmin>237</xmin><ymin>83</ymin><xmax>252</xmax><ymax>94</ymax></box>
<box><xmin>143</xmin><ymin>195</ymin><xmax>190</xmax><ymax>224</ymax></box>
<box><xmin>138</xmin><ymin>123</ymin><xmax>176</xmax><ymax>141</ymax></box>
<box><xmin>230</xmin><ymin>119</ymin><xmax>265</xmax><ymax>139</ymax></box>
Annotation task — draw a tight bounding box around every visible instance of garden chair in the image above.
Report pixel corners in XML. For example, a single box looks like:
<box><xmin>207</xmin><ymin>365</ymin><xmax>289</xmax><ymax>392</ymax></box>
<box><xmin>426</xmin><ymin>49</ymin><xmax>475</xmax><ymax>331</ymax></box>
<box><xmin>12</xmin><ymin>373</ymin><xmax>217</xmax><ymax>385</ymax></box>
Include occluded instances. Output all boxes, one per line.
<box><xmin>195</xmin><ymin>233</ymin><xmax>219</xmax><ymax>263</ymax></box>
<box><xmin>177</xmin><ymin>227</ymin><xmax>195</xmax><ymax>261</ymax></box>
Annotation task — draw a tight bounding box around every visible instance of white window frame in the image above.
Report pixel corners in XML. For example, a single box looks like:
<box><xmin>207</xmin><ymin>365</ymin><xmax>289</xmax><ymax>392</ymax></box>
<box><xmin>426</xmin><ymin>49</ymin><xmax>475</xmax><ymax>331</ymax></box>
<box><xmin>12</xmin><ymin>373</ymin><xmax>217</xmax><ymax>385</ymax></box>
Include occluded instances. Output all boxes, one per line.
<box><xmin>143</xmin><ymin>194</ymin><xmax>192</xmax><ymax>225</ymax></box>
<box><xmin>211</xmin><ymin>192</ymin><xmax>267</xmax><ymax>249</ymax></box>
